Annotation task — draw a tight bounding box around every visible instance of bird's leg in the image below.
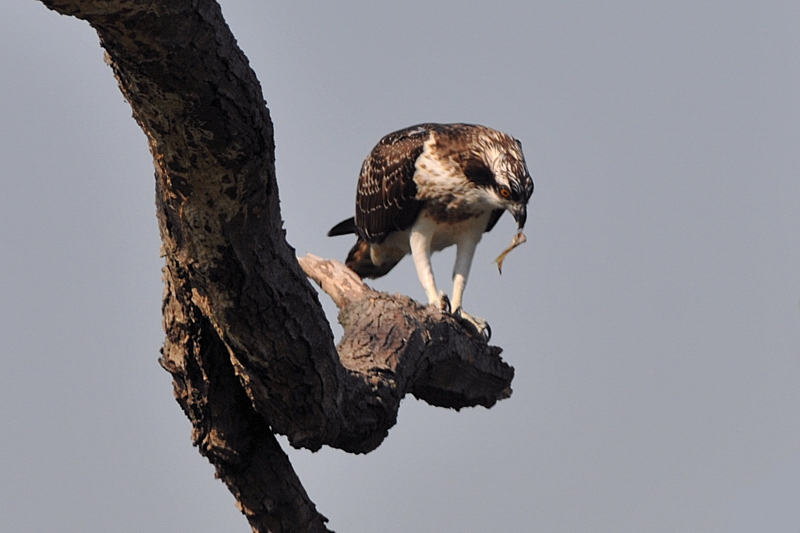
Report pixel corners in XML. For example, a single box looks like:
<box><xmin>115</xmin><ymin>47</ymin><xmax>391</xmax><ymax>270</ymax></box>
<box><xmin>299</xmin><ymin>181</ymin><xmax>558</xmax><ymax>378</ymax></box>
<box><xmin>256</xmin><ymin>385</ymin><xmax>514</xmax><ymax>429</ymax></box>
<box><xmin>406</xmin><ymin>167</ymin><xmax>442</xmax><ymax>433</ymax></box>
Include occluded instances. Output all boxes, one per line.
<box><xmin>451</xmin><ymin>237</ymin><xmax>491</xmax><ymax>340</ymax></box>
<box><xmin>450</xmin><ymin>238</ymin><xmax>476</xmax><ymax>312</ymax></box>
<box><xmin>410</xmin><ymin>220</ymin><xmax>448</xmax><ymax>312</ymax></box>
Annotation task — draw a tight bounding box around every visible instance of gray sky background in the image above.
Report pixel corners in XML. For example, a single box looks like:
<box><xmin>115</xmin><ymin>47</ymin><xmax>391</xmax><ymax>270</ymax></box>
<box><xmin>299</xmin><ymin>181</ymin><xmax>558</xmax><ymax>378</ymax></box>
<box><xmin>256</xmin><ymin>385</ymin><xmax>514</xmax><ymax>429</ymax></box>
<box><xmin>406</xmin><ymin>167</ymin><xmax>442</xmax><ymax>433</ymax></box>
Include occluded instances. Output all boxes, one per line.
<box><xmin>2</xmin><ymin>1</ymin><xmax>799</xmax><ymax>532</ymax></box>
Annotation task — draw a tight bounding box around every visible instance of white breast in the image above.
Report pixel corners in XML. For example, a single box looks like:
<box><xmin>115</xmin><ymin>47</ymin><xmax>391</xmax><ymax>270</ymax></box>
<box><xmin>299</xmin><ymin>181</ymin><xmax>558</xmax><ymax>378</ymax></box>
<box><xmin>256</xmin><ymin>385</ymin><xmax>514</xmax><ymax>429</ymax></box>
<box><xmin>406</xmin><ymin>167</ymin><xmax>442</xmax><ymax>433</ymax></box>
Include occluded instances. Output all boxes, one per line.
<box><xmin>413</xmin><ymin>136</ymin><xmax>503</xmax><ymax>218</ymax></box>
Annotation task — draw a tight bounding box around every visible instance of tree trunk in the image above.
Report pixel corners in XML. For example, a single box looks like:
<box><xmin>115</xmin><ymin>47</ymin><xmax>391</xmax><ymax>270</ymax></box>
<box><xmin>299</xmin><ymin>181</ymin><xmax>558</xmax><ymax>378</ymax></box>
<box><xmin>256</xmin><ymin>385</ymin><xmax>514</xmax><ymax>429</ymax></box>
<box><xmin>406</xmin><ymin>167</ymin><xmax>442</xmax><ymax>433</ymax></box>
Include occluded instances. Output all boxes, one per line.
<box><xmin>37</xmin><ymin>1</ymin><xmax>515</xmax><ymax>531</ymax></box>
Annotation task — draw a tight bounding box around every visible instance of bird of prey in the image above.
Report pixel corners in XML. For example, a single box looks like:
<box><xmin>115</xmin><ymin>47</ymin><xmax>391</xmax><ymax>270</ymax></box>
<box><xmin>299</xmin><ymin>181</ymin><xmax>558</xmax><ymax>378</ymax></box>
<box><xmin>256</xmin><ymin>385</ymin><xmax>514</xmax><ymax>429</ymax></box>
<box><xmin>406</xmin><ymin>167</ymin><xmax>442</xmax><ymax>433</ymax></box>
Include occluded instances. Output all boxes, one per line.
<box><xmin>328</xmin><ymin>123</ymin><xmax>533</xmax><ymax>337</ymax></box>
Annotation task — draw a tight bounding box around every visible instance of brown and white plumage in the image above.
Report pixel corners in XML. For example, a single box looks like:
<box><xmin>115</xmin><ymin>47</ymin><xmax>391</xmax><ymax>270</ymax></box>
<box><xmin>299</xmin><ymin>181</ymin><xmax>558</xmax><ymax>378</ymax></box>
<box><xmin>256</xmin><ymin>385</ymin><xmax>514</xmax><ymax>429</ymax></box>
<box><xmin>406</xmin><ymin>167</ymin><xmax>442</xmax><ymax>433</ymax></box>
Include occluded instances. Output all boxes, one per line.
<box><xmin>329</xmin><ymin>123</ymin><xmax>533</xmax><ymax>336</ymax></box>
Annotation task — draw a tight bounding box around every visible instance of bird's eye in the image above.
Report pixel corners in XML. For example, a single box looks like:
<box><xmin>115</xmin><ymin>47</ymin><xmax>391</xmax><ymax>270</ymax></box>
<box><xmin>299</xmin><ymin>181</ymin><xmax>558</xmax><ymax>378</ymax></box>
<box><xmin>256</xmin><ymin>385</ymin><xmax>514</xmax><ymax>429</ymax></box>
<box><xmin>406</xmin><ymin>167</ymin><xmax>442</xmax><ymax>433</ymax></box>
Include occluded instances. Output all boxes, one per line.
<box><xmin>500</xmin><ymin>187</ymin><xmax>511</xmax><ymax>198</ymax></box>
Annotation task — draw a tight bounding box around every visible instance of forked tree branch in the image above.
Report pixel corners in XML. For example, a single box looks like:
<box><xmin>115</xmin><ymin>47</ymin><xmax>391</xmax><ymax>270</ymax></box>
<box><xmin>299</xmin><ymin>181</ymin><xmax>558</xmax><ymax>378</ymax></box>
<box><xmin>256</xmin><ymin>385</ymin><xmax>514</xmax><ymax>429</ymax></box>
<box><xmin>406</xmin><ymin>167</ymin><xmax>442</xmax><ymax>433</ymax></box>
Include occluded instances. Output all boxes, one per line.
<box><xmin>298</xmin><ymin>254</ymin><xmax>513</xmax><ymax>416</ymax></box>
<box><xmin>37</xmin><ymin>0</ymin><xmax>514</xmax><ymax>531</ymax></box>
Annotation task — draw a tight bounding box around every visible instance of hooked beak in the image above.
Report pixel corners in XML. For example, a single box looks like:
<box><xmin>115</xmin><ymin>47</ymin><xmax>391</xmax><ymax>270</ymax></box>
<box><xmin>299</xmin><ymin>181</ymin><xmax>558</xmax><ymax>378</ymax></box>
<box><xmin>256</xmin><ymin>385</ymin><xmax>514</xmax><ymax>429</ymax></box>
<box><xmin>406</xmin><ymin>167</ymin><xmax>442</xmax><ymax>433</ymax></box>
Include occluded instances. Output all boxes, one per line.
<box><xmin>510</xmin><ymin>204</ymin><xmax>527</xmax><ymax>230</ymax></box>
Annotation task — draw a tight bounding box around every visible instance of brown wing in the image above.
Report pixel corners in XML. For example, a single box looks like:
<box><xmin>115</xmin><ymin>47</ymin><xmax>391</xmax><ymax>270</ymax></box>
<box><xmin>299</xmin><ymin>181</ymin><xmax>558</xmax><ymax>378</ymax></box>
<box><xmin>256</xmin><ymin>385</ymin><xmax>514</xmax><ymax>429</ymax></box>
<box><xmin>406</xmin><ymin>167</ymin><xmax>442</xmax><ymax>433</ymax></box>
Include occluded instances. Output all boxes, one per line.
<box><xmin>355</xmin><ymin>124</ymin><xmax>431</xmax><ymax>243</ymax></box>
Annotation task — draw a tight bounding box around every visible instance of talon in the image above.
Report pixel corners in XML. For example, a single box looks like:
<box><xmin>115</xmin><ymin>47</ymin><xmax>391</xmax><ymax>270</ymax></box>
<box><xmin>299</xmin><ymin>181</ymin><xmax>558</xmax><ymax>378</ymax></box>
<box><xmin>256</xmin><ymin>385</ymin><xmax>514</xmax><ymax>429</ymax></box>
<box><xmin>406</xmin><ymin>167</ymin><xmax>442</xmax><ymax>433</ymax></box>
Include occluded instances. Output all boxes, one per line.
<box><xmin>453</xmin><ymin>307</ymin><xmax>491</xmax><ymax>341</ymax></box>
<box><xmin>438</xmin><ymin>292</ymin><xmax>451</xmax><ymax>313</ymax></box>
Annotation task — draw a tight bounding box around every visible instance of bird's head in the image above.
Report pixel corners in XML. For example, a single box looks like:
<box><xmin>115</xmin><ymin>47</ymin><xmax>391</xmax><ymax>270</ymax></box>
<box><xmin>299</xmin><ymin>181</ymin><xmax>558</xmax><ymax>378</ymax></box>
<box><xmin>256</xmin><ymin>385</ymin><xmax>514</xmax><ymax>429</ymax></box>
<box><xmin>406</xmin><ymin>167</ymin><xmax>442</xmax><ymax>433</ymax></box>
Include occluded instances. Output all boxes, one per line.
<box><xmin>467</xmin><ymin>132</ymin><xmax>534</xmax><ymax>230</ymax></box>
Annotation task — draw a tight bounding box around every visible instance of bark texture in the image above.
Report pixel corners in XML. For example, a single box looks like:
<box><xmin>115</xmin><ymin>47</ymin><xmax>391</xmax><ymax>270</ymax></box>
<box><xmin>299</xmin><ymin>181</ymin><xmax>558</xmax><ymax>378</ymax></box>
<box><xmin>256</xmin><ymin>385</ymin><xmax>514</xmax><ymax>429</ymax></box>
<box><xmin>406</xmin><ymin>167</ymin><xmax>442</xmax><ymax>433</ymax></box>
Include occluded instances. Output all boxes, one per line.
<box><xmin>37</xmin><ymin>0</ymin><xmax>515</xmax><ymax>531</ymax></box>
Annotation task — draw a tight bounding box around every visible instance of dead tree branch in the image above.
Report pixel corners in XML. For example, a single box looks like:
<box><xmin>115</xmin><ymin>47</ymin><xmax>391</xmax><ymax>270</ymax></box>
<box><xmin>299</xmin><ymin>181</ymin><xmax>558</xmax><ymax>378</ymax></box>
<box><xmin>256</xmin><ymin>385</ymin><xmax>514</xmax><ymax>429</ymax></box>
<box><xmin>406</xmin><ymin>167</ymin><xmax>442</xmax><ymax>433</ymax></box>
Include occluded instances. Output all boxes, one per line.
<box><xmin>37</xmin><ymin>0</ymin><xmax>515</xmax><ymax>530</ymax></box>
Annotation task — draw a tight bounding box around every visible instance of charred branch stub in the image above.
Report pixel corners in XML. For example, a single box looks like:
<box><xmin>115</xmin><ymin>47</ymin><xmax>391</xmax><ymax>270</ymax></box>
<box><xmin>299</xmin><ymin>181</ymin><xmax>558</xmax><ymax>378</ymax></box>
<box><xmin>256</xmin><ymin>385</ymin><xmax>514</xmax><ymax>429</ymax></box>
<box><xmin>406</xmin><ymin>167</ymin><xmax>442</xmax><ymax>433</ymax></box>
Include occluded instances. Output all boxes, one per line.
<box><xmin>298</xmin><ymin>254</ymin><xmax>513</xmax><ymax>418</ymax></box>
<box><xmin>37</xmin><ymin>0</ymin><xmax>515</xmax><ymax>531</ymax></box>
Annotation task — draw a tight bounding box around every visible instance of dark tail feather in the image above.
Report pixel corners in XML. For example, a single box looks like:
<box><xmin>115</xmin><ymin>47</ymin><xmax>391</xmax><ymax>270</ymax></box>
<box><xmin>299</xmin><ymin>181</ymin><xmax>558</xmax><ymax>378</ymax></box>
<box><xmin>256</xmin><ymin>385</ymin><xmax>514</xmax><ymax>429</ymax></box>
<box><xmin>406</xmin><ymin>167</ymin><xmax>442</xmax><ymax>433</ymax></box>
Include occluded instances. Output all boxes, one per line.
<box><xmin>331</xmin><ymin>219</ymin><xmax>400</xmax><ymax>278</ymax></box>
<box><xmin>328</xmin><ymin>217</ymin><xmax>357</xmax><ymax>237</ymax></box>
<box><xmin>345</xmin><ymin>238</ymin><xmax>399</xmax><ymax>279</ymax></box>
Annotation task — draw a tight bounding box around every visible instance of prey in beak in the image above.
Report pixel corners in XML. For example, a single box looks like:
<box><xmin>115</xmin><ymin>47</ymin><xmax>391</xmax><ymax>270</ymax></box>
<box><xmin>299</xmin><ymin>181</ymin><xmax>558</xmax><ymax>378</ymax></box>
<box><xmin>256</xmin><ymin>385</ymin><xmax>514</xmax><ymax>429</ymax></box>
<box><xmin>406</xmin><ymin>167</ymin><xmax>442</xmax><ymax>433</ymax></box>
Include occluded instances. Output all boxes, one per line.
<box><xmin>494</xmin><ymin>204</ymin><xmax>528</xmax><ymax>274</ymax></box>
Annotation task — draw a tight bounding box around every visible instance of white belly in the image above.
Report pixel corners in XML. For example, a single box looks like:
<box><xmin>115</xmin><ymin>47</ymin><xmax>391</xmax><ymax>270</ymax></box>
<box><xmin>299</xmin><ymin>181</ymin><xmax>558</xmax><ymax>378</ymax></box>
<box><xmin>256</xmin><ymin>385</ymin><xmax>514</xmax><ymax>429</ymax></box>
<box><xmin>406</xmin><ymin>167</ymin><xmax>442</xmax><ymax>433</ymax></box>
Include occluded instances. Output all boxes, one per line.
<box><xmin>425</xmin><ymin>210</ymin><xmax>492</xmax><ymax>252</ymax></box>
<box><xmin>368</xmin><ymin>209</ymin><xmax>492</xmax><ymax>267</ymax></box>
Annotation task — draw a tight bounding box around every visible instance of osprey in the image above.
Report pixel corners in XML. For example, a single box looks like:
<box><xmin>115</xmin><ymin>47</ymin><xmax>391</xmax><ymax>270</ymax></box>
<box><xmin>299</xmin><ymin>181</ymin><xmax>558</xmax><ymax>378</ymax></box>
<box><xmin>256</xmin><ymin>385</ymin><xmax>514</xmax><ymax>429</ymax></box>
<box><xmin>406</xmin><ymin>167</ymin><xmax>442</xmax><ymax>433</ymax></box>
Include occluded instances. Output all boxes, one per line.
<box><xmin>328</xmin><ymin>123</ymin><xmax>533</xmax><ymax>337</ymax></box>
